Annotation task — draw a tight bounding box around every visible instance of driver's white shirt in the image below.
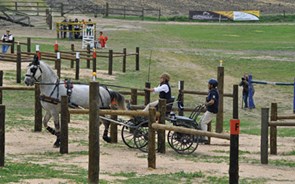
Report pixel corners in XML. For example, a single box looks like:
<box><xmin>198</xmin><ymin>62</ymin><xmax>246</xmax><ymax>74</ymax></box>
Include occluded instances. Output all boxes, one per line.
<box><xmin>153</xmin><ymin>84</ymin><xmax>169</xmax><ymax>93</ymax></box>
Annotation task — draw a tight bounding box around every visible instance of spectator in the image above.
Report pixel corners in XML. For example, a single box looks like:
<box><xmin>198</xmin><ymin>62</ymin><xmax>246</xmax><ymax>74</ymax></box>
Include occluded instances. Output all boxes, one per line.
<box><xmin>239</xmin><ymin>75</ymin><xmax>249</xmax><ymax>109</ymax></box>
<box><xmin>74</xmin><ymin>18</ymin><xmax>80</xmax><ymax>39</ymax></box>
<box><xmin>61</xmin><ymin>17</ymin><xmax>67</xmax><ymax>38</ymax></box>
<box><xmin>199</xmin><ymin>78</ymin><xmax>219</xmax><ymax>144</ymax></box>
<box><xmin>86</xmin><ymin>18</ymin><xmax>93</xmax><ymax>36</ymax></box>
<box><xmin>68</xmin><ymin>19</ymin><xmax>73</xmax><ymax>40</ymax></box>
<box><xmin>98</xmin><ymin>31</ymin><xmax>108</xmax><ymax>48</ymax></box>
<box><xmin>1</xmin><ymin>30</ymin><xmax>13</xmax><ymax>54</ymax></box>
<box><xmin>143</xmin><ymin>73</ymin><xmax>173</xmax><ymax>112</ymax></box>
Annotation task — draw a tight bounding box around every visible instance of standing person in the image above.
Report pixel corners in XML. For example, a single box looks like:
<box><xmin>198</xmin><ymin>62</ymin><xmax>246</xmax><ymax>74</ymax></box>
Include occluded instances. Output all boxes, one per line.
<box><xmin>143</xmin><ymin>73</ymin><xmax>172</xmax><ymax>112</ymax></box>
<box><xmin>1</xmin><ymin>30</ymin><xmax>13</xmax><ymax>54</ymax></box>
<box><xmin>74</xmin><ymin>18</ymin><xmax>80</xmax><ymax>39</ymax></box>
<box><xmin>68</xmin><ymin>19</ymin><xmax>73</xmax><ymax>40</ymax></box>
<box><xmin>199</xmin><ymin>78</ymin><xmax>219</xmax><ymax>144</ymax></box>
<box><xmin>98</xmin><ymin>31</ymin><xmax>108</xmax><ymax>48</ymax></box>
<box><xmin>61</xmin><ymin>17</ymin><xmax>67</xmax><ymax>38</ymax></box>
<box><xmin>239</xmin><ymin>75</ymin><xmax>249</xmax><ymax>109</ymax></box>
<box><xmin>86</xmin><ymin>18</ymin><xmax>93</xmax><ymax>36</ymax></box>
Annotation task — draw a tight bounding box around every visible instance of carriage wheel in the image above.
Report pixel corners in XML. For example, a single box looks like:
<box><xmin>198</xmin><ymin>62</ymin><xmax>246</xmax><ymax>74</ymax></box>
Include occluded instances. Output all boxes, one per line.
<box><xmin>167</xmin><ymin>130</ymin><xmax>199</xmax><ymax>154</ymax></box>
<box><xmin>121</xmin><ymin>120</ymin><xmax>137</xmax><ymax>148</ymax></box>
<box><xmin>133</xmin><ymin>121</ymin><xmax>149</xmax><ymax>152</ymax></box>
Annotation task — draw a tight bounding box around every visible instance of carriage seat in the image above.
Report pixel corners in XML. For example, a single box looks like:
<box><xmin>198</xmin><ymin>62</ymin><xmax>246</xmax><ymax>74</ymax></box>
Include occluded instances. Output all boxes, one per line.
<box><xmin>166</xmin><ymin>96</ymin><xmax>175</xmax><ymax>116</ymax></box>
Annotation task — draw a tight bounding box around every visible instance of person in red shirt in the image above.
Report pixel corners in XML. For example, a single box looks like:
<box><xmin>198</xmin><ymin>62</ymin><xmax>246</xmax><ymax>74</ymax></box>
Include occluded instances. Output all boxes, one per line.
<box><xmin>98</xmin><ymin>31</ymin><xmax>108</xmax><ymax>48</ymax></box>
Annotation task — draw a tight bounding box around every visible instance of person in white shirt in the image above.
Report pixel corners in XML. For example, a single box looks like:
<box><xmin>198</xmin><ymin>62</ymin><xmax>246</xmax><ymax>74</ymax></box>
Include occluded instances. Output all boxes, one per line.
<box><xmin>1</xmin><ymin>30</ymin><xmax>13</xmax><ymax>54</ymax></box>
<box><xmin>143</xmin><ymin>73</ymin><xmax>172</xmax><ymax>111</ymax></box>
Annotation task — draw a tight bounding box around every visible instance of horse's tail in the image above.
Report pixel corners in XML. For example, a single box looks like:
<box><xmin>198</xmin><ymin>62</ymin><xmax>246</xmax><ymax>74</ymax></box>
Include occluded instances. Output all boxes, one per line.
<box><xmin>111</xmin><ymin>91</ymin><xmax>127</xmax><ymax>110</ymax></box>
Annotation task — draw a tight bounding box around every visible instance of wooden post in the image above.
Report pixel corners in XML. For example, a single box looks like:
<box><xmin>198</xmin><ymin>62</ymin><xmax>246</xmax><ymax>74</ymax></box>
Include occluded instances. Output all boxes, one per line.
<box><xmin>131</xmin><ymin>88</ymin><xmax>137</xmax><ymax>105</ymax></box>
<box><xmin>110</xmin><ymin>115</ymin><xmax>118</xmax><ymax>143</ymax></box>
<box><xmin>36</xmin><ymin>2</ymin><xmax>39</xmax><ymax>16</ymax></box>
<box><xmin>108</xmin><ymin>50</ymin><xmax>113</xmax><ymax>75</ymax></box>
<box><xmin>92</xmin><ymin>49</ymin><xmax>97</xmax><ymax>73</ymax></box>
<box><xmin>105</xmin><ymin>3</ymin><xmax>109</xmax><ymax>17</ymax></box>
<box><xmin>229</xmin><ymin>119</ymin><xmax>240</xmax><ymax>184</ymax></box>
<box><xmin>270</xmin><ymin>103</ymin><xmax>277</xmax><ymax>155</ymax></box>
<box><xmin>27</xmin><ymin>37</ymin><xmax>31</xmax><ymax>53</ymax></box>
<box><xmin>75</xmin><ymin>52</ymin><xmax>80</xmax><ymax>80</ymax></box>
<box><xmin>56</xmin><ymin>52</ymin><xmax>61</xmax><ymax>78</ymax></box>
<box><xmin>10</xmin><ymin>37</ymin><xmax>15</xmax><ymax>54</ymax></box>
<box><xmin>122</xmin><ymin>48</ymin><xmax>126</xmax><ymax>73</ymax></box>
<box><xmin>148</xmin><ymin>107</ymin><xmax>156</xmax><ymax>169</ymax></box>
<box><xmin>87</xmin><ymin>44</ymin><xmax>91</xmax><ymax>69</ymax></box>
<box><xmin>135</xmin><ymin>47</ymin><xmax>140</xmax><ymax>71</ymax></box>
<box><xmin>0</xmin><ymin>71</ymin><xmax>2</xmax><ymax>104</ymax></box>
<box><xmin>261</xmin><ymin>108</ymin><xmax>269</xmax><ymax>164</ymax></box>
<box><xmin>158</xmin><ymin>99</ymin><xmax>166</xmax><ymax>153</ymax></box>
<box><xmin>16</xmin><ymin>44</ymin><xmax>21</xmax><ymax>83</ymax></box>
<box><xmin>60</xmin><ymin>3</ymin><xmax>64</xmax><ymax>17</ymax></box>
<box><xmin>34</xmin><ymin>83</ymin><xmax>42</xmax><ymax>132</ymax></box>
<box><xmin>178</xmin><ymin>80</ymin><xmax>184</xmax><ymax>116</ymax></box>
<box><xmin>142</xmin><ymin>8</ymin><xmax>144</xmax><ymax>21</ymax></box>
<box><xmin>233</xmin><ymin>85</ymin><xmax>239</xmax><ymax>119</ymax></box>
<box><xmin>158</xmin><ymin>9</ymin><xmax>161</xmax><ymax>21</ymax></box>
<box><xmin>0</xmin><ymin>105</ymin><xmax>5</xmax><ymax>167</ymax></box>
<box><xmin>88</xmin><ymin>82</ymin><xmax>100</xmax><ymax>183</ymax></box>
<box><xmin>60</xmin><ymin>96</ymin><xmax>69</xmax><ymax>154</ymax></box>
<box><xmin>145</xmin><ymin>82</ymin><xmax>151</xmax><ymax>105</ymax></box>
<box><xmin>15</xmin><ymin>2</ymin><xmax>17</xmax><ymax>10</ymax></box>
<box><xmin>71</xmin><ymin>44</ymin><xmax>75</xmax><ymax>68</ymax></box>
<box><xmin>216</xmin><ymin>66</ymin><xmax>224</xmax><ymax>133</ymax></box>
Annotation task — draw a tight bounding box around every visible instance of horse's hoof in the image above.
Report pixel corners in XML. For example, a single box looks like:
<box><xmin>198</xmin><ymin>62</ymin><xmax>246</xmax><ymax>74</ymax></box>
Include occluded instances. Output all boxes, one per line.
<box><xmin>53</xmin><ymin>141</ymin><xmax>60</xmax><ymax>148</ymax></box>
<box><xmin>103</xmin><ymin>136</ymin><xmax>111</xmax><ymax>143</ymax></box>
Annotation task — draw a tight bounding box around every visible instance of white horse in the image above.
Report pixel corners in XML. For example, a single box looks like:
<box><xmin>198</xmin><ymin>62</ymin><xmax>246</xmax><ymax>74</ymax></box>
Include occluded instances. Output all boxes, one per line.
<box><xmin>24</xmin><ymin>55</ymin><xmax>126</xmax><ymax>147</ymax></box>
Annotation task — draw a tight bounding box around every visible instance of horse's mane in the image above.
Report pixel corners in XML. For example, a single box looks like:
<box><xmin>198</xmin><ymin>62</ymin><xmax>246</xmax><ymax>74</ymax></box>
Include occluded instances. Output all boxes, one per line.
<box><xmin>39</xmin><ymin>61</ymin><xmax>58</xmax><ymax>82</ymax></box>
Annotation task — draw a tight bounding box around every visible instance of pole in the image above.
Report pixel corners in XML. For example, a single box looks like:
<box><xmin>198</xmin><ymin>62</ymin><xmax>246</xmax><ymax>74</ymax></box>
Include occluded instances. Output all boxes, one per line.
<box><xmin>60</xmin><ymin>96</ymin><xmax>69</xmax><ymax>154</ymax></box>
<box><xmin>88</xmin><ymin>82</ymin><xmax>100</xmax><ymax>183</ymax></box>
<box><xmin>261</xmin><ymin>108</ymin><xmax>269</xmax><ymax>164</ymax></box>
<box><xmin>216</xmin><ymin>66</ymin><xmax>224</xmax><ymax>133</ymax></box>
<box><xmin>0</xmin><ymin>105</ymin><xmax>5</xmax><ymax>167</ymax></box>
<box><xmin>229</xmin><ymin>119</ymin><xmax>240</xmax><ymax>184</ymax></box>
<box><xmin>75</xmin><ymin>52</ymin><xmax>80</xmax><ymax>80</ymax></box>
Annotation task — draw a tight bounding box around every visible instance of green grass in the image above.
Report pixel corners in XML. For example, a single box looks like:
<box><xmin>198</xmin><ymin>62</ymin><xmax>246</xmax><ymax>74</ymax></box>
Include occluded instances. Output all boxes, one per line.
<box><xmin>0</xmin><ymin>161</ymin><xmax>88</xmax><ymax>183</ymax></box>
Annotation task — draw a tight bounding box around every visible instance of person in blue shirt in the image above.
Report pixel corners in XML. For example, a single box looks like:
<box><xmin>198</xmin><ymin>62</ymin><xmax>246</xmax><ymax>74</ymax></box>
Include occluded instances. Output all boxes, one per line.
<box><xmin>199</xmin><ymin>78</ymin><xmax>219</xmax><ymax>144</ymax></box>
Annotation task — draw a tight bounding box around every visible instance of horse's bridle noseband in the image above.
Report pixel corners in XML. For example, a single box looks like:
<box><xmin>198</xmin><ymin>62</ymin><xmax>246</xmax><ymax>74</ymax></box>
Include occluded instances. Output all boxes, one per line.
<box><xmin>26</xmin><ymin>64</ymin><xmax>43</xmax><ymax>82</ymax></box>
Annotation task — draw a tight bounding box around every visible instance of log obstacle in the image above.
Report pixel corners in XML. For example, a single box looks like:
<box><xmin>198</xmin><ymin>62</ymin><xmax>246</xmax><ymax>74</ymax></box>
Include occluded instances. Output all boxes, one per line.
<box><xmin>249</xmin><ymin>74</ymin><xmax>295</xmax><ymax>113</ymax></box>
<box><xmin>261</xmin><ymin>103</ymin><xmax>295</xmax><ymax>164</ymax></box>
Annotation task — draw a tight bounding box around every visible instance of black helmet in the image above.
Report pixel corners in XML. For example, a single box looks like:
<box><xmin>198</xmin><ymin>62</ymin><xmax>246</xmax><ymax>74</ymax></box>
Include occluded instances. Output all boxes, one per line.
<box><xmin>208</xmin><ymin>78</ymin><xmax>218</xmax><ymax>88</ymax></box>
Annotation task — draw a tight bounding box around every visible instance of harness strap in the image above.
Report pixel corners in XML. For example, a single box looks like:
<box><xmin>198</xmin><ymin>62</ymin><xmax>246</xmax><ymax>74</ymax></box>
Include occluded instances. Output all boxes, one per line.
<box><xmin>49</xmin><ymin>79</ymin><xmax>60</xmax><ymax>99</ymax></box>
<box><xmin>40</xmin><ymin>95</ymin><xmax>60</xmax><ymax>105</ymax></box>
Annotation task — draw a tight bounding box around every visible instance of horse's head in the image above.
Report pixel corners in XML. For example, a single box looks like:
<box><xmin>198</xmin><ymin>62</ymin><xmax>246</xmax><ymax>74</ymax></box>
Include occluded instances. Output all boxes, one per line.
<box><xmin>24</xmin><ymin>55</ymin><xmax>43</xmax><ymax>86</ymax></box>
<box><xmin>109</xmin><ymin>90</ymin><xmax>127</xmax><ymax>110</ymax></box>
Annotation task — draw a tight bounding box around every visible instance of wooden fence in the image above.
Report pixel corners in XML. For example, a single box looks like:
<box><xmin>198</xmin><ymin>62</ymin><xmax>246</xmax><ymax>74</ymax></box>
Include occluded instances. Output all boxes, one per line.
<box><xmin>0</xmin><ymin>42</ymin><xmax>140</xmax><ymax>83</ymax></box>
<box><xmin>260</xmin><ymin>103</ymin><xmax>295</xmax><ymax>164</ymax></box>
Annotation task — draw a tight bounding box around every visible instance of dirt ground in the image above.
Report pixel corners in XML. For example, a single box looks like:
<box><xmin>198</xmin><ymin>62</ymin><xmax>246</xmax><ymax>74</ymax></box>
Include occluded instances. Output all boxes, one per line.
<box><xmin>1</xmin><ymin>18</ymin><xmax>295</xmax><ymax>183</ymax></box>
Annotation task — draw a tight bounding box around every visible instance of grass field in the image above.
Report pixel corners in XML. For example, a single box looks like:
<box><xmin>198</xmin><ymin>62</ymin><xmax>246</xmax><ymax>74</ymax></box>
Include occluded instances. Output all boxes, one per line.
<box><xmin>1</xmin><ymin>19</ymin><xmax>295</xmax><ymax>183</ymax></box>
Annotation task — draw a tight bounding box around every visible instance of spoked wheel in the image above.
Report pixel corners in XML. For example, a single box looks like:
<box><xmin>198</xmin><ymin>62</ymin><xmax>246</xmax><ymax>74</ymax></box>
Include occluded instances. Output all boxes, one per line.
<box><xmin>121</xmin><ymin>120</ymin><xmax>137</xmax><ymax>148</ymax></box>
<box><xmin>167</xmin><ymin>130</ymin><xmax>199</xmax><ymax>154</ymax></box>
<box><xmin>134</xmin><ymin>121</ymin><xmax>149</xmax><ymax>152</ymax></box>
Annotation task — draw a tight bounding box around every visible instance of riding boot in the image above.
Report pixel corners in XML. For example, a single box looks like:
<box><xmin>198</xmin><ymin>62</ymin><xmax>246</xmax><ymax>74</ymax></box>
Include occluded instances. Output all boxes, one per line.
<box><xmin>102</xmin><ymin>130</ymin><xmax>111</xmax><ymax>143</ymax></box>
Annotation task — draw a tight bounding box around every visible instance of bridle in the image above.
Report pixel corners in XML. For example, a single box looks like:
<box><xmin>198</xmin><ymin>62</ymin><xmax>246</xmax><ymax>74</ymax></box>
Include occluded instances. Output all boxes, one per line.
<box><xmin>25</xmin><ymin>63</ymin><xmax>43</xmax><ymax>82</ymax></box>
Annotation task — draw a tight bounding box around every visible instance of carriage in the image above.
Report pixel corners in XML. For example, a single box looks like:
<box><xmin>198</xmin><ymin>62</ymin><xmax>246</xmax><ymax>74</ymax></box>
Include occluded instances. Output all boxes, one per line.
<box><xmin>121</xmin><ymin>101</ymin><xmax>207</xmax><ymax>154</ymax></box>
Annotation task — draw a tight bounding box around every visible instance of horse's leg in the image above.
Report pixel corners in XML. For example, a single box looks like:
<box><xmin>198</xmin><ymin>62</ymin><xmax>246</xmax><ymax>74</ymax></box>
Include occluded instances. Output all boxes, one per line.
<box><xmin>102</xmin><ymin>118</ymin><xmax>111</xmax><ymax>143</ymax></box>
<box><xmin>51</xmin><ymin>111</ymin><xmax>61</xmax><ymax>148</ymax></box>
<box><xmin>43</xmin><ymin>111</ymin><xmax>56</xmax><ymax>135</ymax></box>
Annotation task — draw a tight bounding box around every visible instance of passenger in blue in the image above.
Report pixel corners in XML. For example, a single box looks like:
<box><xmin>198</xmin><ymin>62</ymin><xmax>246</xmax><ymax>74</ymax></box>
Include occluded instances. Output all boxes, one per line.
<box><xmin>199</xmin><ymin>78</ymin><xmax>219</xmax><ymax>144</ymax></box>
<box><xmin>143</xmin><ymin>73</ymin><xmax>172</xmax><ymax>112</ymax></box>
